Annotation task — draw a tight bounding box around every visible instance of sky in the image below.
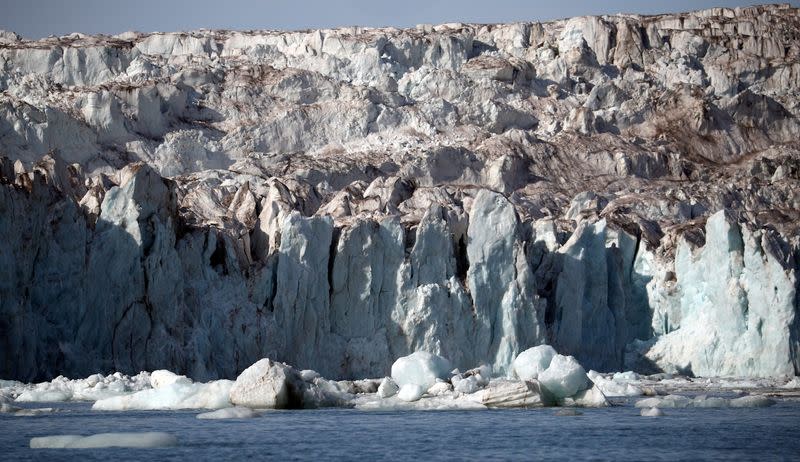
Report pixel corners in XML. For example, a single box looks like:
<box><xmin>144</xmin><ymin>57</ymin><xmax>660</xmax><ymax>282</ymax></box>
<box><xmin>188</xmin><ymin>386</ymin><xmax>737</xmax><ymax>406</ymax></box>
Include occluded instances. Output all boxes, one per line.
<box><xmin>1</xmin><ymin>0</ymin><xmax>798</xmax><ymax>39</ymax></box>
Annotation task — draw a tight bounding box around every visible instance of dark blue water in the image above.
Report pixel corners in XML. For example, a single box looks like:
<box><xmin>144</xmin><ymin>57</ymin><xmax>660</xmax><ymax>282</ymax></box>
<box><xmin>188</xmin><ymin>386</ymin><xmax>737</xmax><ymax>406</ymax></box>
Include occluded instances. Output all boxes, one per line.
<box><xmin>4</xmin><ymin>401</ymin><xmax>800</xmax><ymax>461</ymax></box>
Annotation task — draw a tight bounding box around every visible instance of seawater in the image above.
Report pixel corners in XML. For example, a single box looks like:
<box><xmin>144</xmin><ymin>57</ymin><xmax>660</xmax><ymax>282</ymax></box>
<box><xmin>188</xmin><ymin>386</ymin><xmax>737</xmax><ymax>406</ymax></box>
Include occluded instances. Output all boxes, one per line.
<box><xmin>4</xmin><ymin>401</ymin><xmax>800</xmax><ymax>461</ymax></box>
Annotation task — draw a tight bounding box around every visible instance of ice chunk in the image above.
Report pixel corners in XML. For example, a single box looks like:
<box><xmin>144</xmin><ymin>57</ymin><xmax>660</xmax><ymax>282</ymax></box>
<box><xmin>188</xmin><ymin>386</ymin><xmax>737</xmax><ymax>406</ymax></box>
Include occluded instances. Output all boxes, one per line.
<box><xmin>695</xmin><ymin>396</ymin><xmax>729</xmax><ymax>407</ymax></box>
<box><xmin>612</xmin><ymin>371</ymin><xmax>640</xmax><ymax>382</ymax></box>
<box><xmin>512</xmin><ymin>345</ymin><xmax>557</xmax><ymax>380</ymax></box>
<box><xmin>472</xmin><ymin>379</ymin><xmax>555</xmax><ymax>408</ymax></box>
<box><xmin>587</xmin><ymin>370</ymin><xmax>643</xmax><ymax>397</ymax></box>
<box><xmin>377</xmin><ymin>377</ymin><xmax>399</xmax><ymax>398</ymax></box>
<box><xmin>640</xmin><ymin>407</ymin><xmax>665</xmax><ymax>417</ymax></box>
<box><xmin>30</xmin><ymin>432</ymin><xmax>177</xmax><ymax>448</ymax></box>
<box><xmin>635</xmin><ymin>395</ymin><xmax>693</xmax><ymax>408</ymax></box>
<box><xmin>1</xmin><ymin>402</ymin><xmax>21</xmax><ymax>413</ymax></box>
<box><xmin>196</xmin><ymin>407</ymin><xmax>259</xmax><ymax>419</ymax></box>
<box><xmin>561</xmin><ymin>384</ymin><xmax>609</xmax><ymax>407</ymax></box>
<box><xmin>538</xmin><ymin>355</ymin><xmax>588</xmax><ymax>399</ymax></box>
<box><xmin>391</xmin><ymin>351</ymin><xmax>452</xmax><ymax>391</ymax></box>
<box><xmin>397</xmin><ymin>384</ymin><xmax>425</xmax><ymax>402</ymax></box>
<box><xmin>229</xmin><ymin>358</ymin><xmax>297</xmax><ymax>409</ymax></box>
<box><xmin>427</xmin><ymin>381</ymin><xmax>453</xmax><ymax>396</ymax></box>
<box><xmin>150</xmin><ymin>370</ymin><xmax>190</xmax><ymax>389</ymax></box>
<box><xmin>555</xmin><ymin>409</ymin><xmax>583</xmax><ymax>416</ymax></box>
<box><xmin>452</xmin><ymin>375</ymin><xmax>480</xmax><ymax>394</ymax></box>
<box><xmin>729</xmin><ymin>395</ymin><xmax>775</xmax><ymax>408</ymax></box>
<box><xmin>299</xmin><ymin>370</ymin><xmax>321</xmax><ymax>382</ymax></box>
<box><xmin>15</xmin><ymin>389</ymin><xmax>71</xmax><ymax>402</ymax></box>
<box><xmin>92</xmin><ymin>380</ymin><xmax>233</xmax><ymax>410</ymax></box>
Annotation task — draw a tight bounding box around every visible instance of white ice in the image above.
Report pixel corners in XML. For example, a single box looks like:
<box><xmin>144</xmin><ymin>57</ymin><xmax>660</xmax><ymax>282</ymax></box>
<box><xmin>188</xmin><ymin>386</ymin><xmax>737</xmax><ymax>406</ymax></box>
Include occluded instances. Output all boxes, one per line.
<box><xmin>397</xmin><ymin>384</ymin><xmax>425</xmax><ymax>402</ymax></box>
<box><xmin>587</xmin><ymin>370</ymin><xmax>643</xmax><ymax>397</ymax></box>
<box><xmin>635</xmin><ymin>394</ymin><xmax>775</xmax><ymax>408</ymax></box>
<box><xmin>640</xmin><ymin>407</ymin><xmax>665</xmax><ymax>417</ymax></box>
<box><xmin>538</xmin><ymin>354</ymin><xmax>589</xmax><ymax>399</ymax></box>
<box><xmin>8</xmin><ymin>372</ymin><xmax>151</xmax><ymax>403</ymax></box>
<box><xmin>30</xmin><ymin>432</ymin><xmax>177</xmax><ymax>448</ymax></box>
<box><xmin>512</xmin><ymin>345</ymin><xmax>557</xmax><ymax>381</ymax></box>
<box><xmin>92</xmin><ymin>378</ymin><xmax>233</xmax><ymax>410</ymax></box>
<box><xmin>391</xmin><ymin>351</ymin><xmax>452</xmax><ymax>390</ymax></box>
<box><xmin>196</xmin><ymin>407</ymin><xmax>260</xmax><ymax>419</ymax></box>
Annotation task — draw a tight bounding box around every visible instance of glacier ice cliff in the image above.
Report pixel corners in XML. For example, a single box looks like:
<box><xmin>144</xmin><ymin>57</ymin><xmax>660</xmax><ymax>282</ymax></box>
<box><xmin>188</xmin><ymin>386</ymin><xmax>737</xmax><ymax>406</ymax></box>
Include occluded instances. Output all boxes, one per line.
<box><xmin>1</xmin><ymin>4</ymin><xmax>799</xmax><ymax>381</ymax></box>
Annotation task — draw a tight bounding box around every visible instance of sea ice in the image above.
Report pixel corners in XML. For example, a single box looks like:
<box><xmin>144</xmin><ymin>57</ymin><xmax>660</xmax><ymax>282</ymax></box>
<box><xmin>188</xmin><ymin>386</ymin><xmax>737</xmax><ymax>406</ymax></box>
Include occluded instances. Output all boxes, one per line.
<box><xmin>512</xmin><ymin>345</ymin><xmax>557</xmax><ymax>380</ymax></box>
<box><xmin>30</xmin><ymin>432</ymin><xmax>178</xmax><ymax>448</ymax></box>
<box><xmin>92</xmin><ymin>379</ymin><xmax>233</xmax><ymax>410</ymax></box>
<box><xmin>196</xmin><ymin>407</ymin><xmax>260</xmax><ymax>419</ymax></box>
<box><xmin>538</xmin><ymin>355</ymin><xmax>589</xmax><ymax>399</ymax></box>
<box><xmin>391</xmin><ymin>351</ymin><xmax>452</xmax><ymax>391</ymax></box>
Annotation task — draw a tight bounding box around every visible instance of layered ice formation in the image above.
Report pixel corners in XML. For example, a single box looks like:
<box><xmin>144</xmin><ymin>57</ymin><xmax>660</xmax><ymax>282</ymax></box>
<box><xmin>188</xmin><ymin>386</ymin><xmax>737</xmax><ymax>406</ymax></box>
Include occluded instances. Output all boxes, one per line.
<box><xmin>0</xmin><ymin>4</ymin><xmax>799</xmax><ymax>382</ymax></box>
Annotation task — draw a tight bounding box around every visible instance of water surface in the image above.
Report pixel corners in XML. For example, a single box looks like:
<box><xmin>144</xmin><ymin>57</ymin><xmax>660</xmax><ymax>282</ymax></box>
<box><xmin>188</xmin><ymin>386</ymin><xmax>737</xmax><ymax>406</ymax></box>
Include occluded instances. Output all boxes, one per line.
<box><xmin>4</xmin><ymin>401</ymin><xmax>800</xmax><ymax>461</ymax></box>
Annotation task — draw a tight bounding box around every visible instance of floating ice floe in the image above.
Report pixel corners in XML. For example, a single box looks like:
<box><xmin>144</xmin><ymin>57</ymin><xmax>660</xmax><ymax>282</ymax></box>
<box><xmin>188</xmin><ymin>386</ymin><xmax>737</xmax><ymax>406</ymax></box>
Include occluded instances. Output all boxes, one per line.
<box><xmin>196</xmin><ymin>407</ymin><xmax>260</xmax><ymax>419</ymax></box>
<box><xmin>30</xmin><ymin>432</ymin><xmax>177</xmax><ymax>449</ymax></box>
<box><xmin>635</xmin><ymin>394</ymin><xmax>776</xmax><ymax>409</ymax></box>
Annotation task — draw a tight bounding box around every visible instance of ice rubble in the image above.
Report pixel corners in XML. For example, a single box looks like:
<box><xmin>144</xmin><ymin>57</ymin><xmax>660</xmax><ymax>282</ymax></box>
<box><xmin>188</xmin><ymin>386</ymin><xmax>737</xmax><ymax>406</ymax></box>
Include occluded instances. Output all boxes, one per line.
<box><xmin>4</xmin><ymin>349</ymin><xmax>797</xmax><ymax>414</ymax></box>
<box><xmin>30</xmin><ymin>432</ymin><xmax>178</xmax><ymax>449</ymax></box>
<box><xmin>7</xmin><ymin>372</ymin><xmax>151</xmax><ymax>403</ymax></box>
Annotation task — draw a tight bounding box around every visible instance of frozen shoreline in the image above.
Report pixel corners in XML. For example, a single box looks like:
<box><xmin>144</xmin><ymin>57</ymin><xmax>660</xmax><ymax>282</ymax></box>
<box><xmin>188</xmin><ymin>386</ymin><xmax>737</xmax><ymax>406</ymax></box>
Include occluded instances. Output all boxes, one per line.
<box><xmin>4</xmin><ymin>348</ymin><xmax>797</xmax><ymax>416</ymax></box>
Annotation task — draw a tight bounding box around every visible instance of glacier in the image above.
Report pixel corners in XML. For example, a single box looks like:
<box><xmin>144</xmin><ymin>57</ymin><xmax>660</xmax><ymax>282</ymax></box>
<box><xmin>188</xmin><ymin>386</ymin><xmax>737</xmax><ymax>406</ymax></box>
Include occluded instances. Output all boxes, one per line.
<box><xmin>0</xmin><ymin>4</ymin><xmax>799</xmax><ymax>382</ymax></box>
